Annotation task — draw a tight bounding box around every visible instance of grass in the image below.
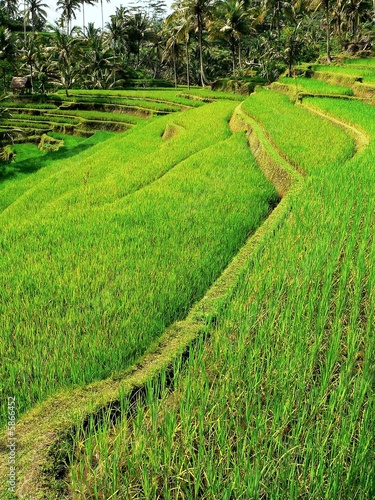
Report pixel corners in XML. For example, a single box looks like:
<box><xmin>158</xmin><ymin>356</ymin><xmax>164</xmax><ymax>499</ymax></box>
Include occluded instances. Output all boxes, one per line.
<box><xmin>342</xmin><ymin>57</ymin><xmax>375</xmax><ymax>69</ymax></box>
<box><xmin>278</xmin><ymin>76</ymin><xmax>354</xmax><ymax>96</ymax></box>
<box><xmin>312</xmin><ymin>64</ymin><xmax>375</xmax><ymax>83</ymax></box>
<box><xmin>60</xmin><ymin>87</ymin><xmax>244</xmax><ymax>103</ymax></box>
<box><xmin>66</xmin><ymin>90</ymin><xmax>375</xmax><ymax>498</ymax></box>
<box><xmin>0</xmin><ymin>100</ymin><xmax>278</xmax><ymax>427</ymax></box>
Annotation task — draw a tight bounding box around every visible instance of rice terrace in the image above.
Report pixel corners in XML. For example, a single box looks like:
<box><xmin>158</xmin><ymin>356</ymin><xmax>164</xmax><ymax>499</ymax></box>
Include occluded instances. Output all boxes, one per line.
<box><xmin>1</xmin><ymin>0</ymin><xmax>375</xmax><ymax>497</ymax></box>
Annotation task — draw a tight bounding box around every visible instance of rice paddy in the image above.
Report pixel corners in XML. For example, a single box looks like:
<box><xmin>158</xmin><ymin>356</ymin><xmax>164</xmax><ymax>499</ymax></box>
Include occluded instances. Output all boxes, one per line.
<box><xmin>1</xmin><ymin>60</ymin><xmax>375</xmax><ymax>499</ymax></box>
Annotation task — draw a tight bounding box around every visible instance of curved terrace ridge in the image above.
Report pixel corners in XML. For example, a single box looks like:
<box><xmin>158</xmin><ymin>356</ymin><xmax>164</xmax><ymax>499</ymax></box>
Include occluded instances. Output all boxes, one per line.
<box><xmin>0</xmin><ymin>99</ymin><xmax>307</xmax><ymax>499</ymax></box>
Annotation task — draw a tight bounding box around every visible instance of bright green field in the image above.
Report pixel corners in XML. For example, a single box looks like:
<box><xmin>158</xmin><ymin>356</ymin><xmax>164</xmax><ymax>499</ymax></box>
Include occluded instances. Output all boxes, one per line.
<box><xmin>68</xmin><ymin>89</ymin><xmax>375</xmax><ymax>498</ymax></box>
<box><xmin>2</xmin><ymin>67</ymin><xmax>375</xmax><ymax>499</ymax></box>
<box><xmin>313</xmin><ymin>64</ymin><xmax>375</xmax><ymax>82</ymax></box>
<box><xmin>278</xmin><ymin>76</ymin><xmax>354</xmax><ymax>95</ymax></box>
<box><xmin>0</xmin><ymin>98</ymin><xmax>277</xmax><ymax>426</ymax></box>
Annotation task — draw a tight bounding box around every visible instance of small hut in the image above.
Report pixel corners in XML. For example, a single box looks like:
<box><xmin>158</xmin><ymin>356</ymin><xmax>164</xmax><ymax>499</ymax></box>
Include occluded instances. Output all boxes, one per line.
<box><xmin>10</xmin><ymin>76</ymin><xmax>32</xmax><ymax>94</ymax></box>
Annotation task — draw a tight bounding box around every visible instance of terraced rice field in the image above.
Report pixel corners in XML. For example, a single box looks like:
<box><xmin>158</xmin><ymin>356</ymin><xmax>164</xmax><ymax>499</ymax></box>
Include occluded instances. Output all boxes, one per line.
<box><xmin>1</xmin><ymin>65</ymin><xmax>375</xmax><ymax>499</ymax></box>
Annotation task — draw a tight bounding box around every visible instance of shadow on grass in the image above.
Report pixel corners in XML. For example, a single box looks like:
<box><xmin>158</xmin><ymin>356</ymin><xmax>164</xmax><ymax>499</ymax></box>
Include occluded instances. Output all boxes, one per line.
<box><xmin>0</xmin><ymin>134</ymin><xmax>104</xmax><ymax>183</ymax></box>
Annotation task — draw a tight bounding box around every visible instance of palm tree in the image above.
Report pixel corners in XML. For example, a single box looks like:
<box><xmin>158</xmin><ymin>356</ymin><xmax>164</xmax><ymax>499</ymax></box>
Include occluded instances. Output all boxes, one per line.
<box><xmin>166</xmin><ymin>3</ymin><xmax>194</xmax><ymax>88</ymax></box>
<box><xmin>82</xmin><ymin>30</ymin><xmax>112</xmax><ymax>88</ymax></box>
<box><xmin>0</xmin><ymin>27</ymin><xmax>15</xmax><ymax>92</ymax></box>
<box><xmin>213</xmin><ymin>0</ymin><xmax>250</xmax><ymax>75</ymax></box>
<box><xmin>163</xmin><ymin>29</ymin><xmax>184</xmax><ymax>87</ymax></box>
<box><xmin>178</xmin><ymin>0</ymin><xmax>214</xmax><ymax>86</ymax></box>
<box><xmin>0</xmin><ymin>0</ymin><xmax>19</xmax><ymax>19</ymax></box>
<box><xmin>125</xmin><ymin>11</ymin><xmax>153</xmax><ymax>67</ymax></box>
<box><xmin>57</xmin><ymin>0</ymin><xmax>81</xmax><ymax>33</ymax></box>
<box><xmin>106</xmin><ymin>14</ymin><xmax>124</xmax><ymax>84</ymax></box>
<box><xmin>48</xmin><ymin>26</ymin><xmax>82</xmax><ymax>95</ymax></box>
<box><xmin>80</xmin><ymin>0</ymin><xmax>97</xmax><ymax>32</ymax></box>
<box><xmin>18</xmin><ymin>33</ymin><xmax>39</xmax><ymax>87</ymax></box>
<box><xmin>100</xmin><ymin>0</ymin><xmax>110</xmax><ymax>30</ymax></box>
<box><xmin>23</xmin><ymin>0</ymin><xmax>48</xmax><ymax>32</ymax></box>
<box><xmin>309</xmin><ymin>0</ymin><xmax>333</xmax><ymax>62</ymax></box>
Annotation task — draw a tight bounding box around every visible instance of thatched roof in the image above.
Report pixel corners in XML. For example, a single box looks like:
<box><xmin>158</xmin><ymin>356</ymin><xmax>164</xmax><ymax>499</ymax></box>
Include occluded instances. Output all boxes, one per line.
<box><xmin>10</xmin><ymin>76</ymin><xmax>32</xmax><ymax>89</ymax></box>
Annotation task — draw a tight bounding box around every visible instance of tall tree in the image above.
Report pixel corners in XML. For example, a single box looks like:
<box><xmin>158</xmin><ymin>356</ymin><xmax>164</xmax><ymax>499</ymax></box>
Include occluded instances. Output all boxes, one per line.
<box><xmin>57</xmin><ymin>0</ymin><xmax>81</xmax><ymax>33</ymax></box>
<box><xmin>0</xmin><ymin>0</ymin><xmax>19</xmax><ymax>19</ymax></box>
<box><xmin>23</xmin><ymin>0</ymin><xmax>48</xmax><ymax>32</ymax></box>
<box><xmin>178</xmin><ymin>0</ymin><xmax>214</xmax><ymax>86</ymax></box>
<box><xmin>166</xmin><ymin>3</ymin><xmax>194</xmax><ymax>88</ymax></box>
<box><xmin>99</xmin><ymin>0</ymin><xmax>110</xmax><ymax>30</ymax></box>
<box><xmin>48</xmin><ymin>26</ymin><xmax>81</xmax><ymax>95</ymax></box>
<box><xmin>310</xmin><ymin>0</ymin><xmax>333</xmax><ymax>62</ymax></box>
<box><xmin>212</xmin><ymin>0</ymin><xmax>250</xmax><ymax>75</ymax></box>
<box><xmin>80</xmin><ymin>0</ymin><xmax>97</xmax><ymax>32</ymax></box>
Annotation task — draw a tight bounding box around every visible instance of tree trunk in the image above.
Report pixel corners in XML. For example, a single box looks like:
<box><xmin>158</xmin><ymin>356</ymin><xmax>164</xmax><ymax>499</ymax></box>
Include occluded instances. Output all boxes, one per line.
<box><xmin>174</xmin><ymin>56</ymin><xmax>177</xmax><ymax>88</ymax></box>
<box><xmin>231</xmin><ymin>42</ymin><xmax>236</xmax><ymax>76</ymax></box>
<box><xmin>325</xmin><ymin>0</ymin><xmax>331</xmax><ymax>63</ymax></box>
<box><xmin>113</xmin><ymin>46</ymin><xmax>116</xmax><ymax>85</ymax></box>
<box><xmin>29</xmin><ymin>62</ymin><xmax>33</xmax><ymax>90</ymax></box>
<box><xmin>238</xmin><ymin>39</ymin><xmax>242</xmax><ymax>72</ymax></box>
<box><xmin>23</xmin><ymin>0</ymin><xmax>26</xmax><ymax>40</ymax></box>
<box><xmin>197</xmin><ymin>12</ymin><xmax>206</xmax><ymax>87</ymax></box>
<box><xmin>82</xmin><ymin>1</ymin><xmax>85</xmax><ymax>32</ymax></box>
<box><xmin>185</xmin><ymin>39</ymin><xmax>190</xmax><ymax>90</ymax></box>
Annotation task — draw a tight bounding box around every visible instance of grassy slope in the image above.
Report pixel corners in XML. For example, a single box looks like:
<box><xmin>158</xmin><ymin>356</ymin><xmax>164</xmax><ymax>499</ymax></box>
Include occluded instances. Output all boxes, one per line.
<box><xmin>278</xmin><ymin>76</ymin><xmax>354</xmax><ymax>95</ymax></box>
<box><xmin>0</xmin><ymin>100</ymin><xmax>278</xmax><ymax>427</ymax></box>
<box><xmin>69</xmin><ymin>90</ymin><xmax>375</xmax><ymax>498</ymax></box>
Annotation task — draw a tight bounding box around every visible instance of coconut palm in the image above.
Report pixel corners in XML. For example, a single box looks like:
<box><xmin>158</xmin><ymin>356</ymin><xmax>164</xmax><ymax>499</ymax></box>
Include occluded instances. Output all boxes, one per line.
<box><xmin>177</xmin><ymin>0</ymin><xmax>214</xmax><ymax>86</ymax></box>
<box><xmin>48</xmin><ymin>26</ymin><xmax>82</xmax><ymax>95</ymax></box>
<box><xmin>163</xmin><ymin>28</ymin><xmax>184</xmax><ymax>87</ymax></box>
<box><xmin>57</xmin><ymin>0</ymin><xmax>81</xmax><ymax>33</ymax></box>
<box><xmin>212</xmin><ymin>0</ymin><xmax>251</xmax><ymax>75</ymax></box>
<box><xmin>23</xmin><ymin>0</ymin><xmax>48</xmax><ymax>32</ymax></box>
<box><xmin>0</xmin><ymin>0</ymin><xmax>19</xmax><ymax>19</ymax></box>
<box><xmin>0</xmin><ymin>27</ymin><xmax>15</xmax><ymax>91</ymax></box>
<box><xmin>80</xmin><ymin>0</ymin><xmax>97</xmax><ymax>32</ymax></box>
<box><xmin>100</xmin><ymin>0</ymin><xmax>110</xmax><ymax>30</ymax></box>
<box><xmin>125</xmin><ymin>11</ymin><xmax>154</xmax><ymax>67</ymax></box>
<box><xmin>309</xmin><ymin>0</ymin><xmax>334</xmax><ymax>62</ymax></box>
<box><xmin>166</xmin><ymin>3</ymin><xmax>194</xmax><ymax>88</ymax></box>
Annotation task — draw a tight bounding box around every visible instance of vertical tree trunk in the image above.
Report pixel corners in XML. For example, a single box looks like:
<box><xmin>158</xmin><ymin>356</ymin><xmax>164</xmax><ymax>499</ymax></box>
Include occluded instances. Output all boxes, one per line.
<box><xmin>174</xmin><ymin>56</ymin><xmax>177</xmax><ymax>88</ymax></box>
<box><xmin>325</xmin><ymin>0</ymin><xmax>331</xmax><ymax>63</ymax></box>
<box><xmin>29</xmin><ymin>62</ymin><xmax>33</xmax><ymax>90</ymax></box>
<box><xmin>113</xmin><ymin>46</ymin><xmax>116</xmax><ymax>85</ymax></box>
<box><xmin>238</xmin><ymin>39</ymin><xmax>242</xmax><ymax>72</ymax></box>
<box><xmin>82</xmin><ymin>1</ymin><xmax>85</xmax><ymax>32</ymax></box>
<box><xmin>197</xmin><ymin>12</ymin><xmax>206</xmax><ymax>87</ymax></box>
<box><xmin>23</xmin><ymin>0</ymin><xmax>26</xmax><ymax>40</ymax></box>
<box><xmin>231</xmin><ymin>42</ymin><xmax>236</xmax><ymax>76</ymax></box>
<box><xmin>185</xmin><ymin>39</ymin><xmax>190</xmax><ymax>90</ymax></box>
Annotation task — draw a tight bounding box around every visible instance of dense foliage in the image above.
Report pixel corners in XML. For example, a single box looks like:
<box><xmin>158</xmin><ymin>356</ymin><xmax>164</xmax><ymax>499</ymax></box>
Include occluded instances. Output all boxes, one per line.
<box><xmin>1</xmin><ymin>0</ymin><xmax>375</xmax><ymax>93</ymax></box>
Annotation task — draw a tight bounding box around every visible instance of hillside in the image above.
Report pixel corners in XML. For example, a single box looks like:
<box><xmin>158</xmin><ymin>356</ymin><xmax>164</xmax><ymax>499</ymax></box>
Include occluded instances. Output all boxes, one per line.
<box><xmin>1</xmin><ymin>64</ymin><xmax>375</xmax><ymax>498</ymax></box>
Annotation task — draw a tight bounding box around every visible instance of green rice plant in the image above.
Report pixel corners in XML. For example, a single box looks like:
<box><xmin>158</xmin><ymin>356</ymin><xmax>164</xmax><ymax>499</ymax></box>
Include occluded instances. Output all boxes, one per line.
<box><xmin>342</xmin><ymin>57</ymin><xmax>375</xmax><ymax>69</ymax></box>
<box><xmin>46</xmin><ymin>109</ymin><xmax>143</xmax><ymax>125</ymax></box>
<box><xmin>53</xmin><ymin>94</ymin><xmax>184</xmax><ymax>113</ymax></box>
<box><xmin>277</xmin><ymin>77</ymin><xmax>354</xmax><ymax>96</ymax></box>
<box><xmin>7</xmin><ymin>114</ymin><xmax>80</xmax><ymax>125</ymax></box>
<box><xmin>0</xmin><ymin>131</ymin><xmax>114</xmax><ymax>205</ymax></box>
<box><xmin>0</xmin><ymin>100</ymin><xmax>277</xmax><ymax>427</ymax></box>
<box><xmin>67</xmin><ymin>92</ymin><xmax>375</xmax><ymax>498</ymax></box>
<box><xmin>312</xmin><ymin>64</ymin><xmax>375</xmax><ymax>83</ymax></box>
<box><xmin>241</xmin><ymin>88</ymin><xmax>354</xmax><ymax>173</ymax></box>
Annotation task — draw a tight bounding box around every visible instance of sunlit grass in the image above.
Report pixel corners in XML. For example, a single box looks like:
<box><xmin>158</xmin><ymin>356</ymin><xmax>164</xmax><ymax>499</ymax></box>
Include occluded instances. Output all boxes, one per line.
<box><xmin>0</xmin><ymin>100</ymin><xmax>277</xmax><ymax>426</ymax></box>
<box><xmin>68</xmin><ymin>91</ymin><xmax>375</xmax><ymax>498</ymax></box>
<box><xmin>279</xmin><ymin>76</ymin><xmax>354</xmax><ymax>95</ymax></box>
